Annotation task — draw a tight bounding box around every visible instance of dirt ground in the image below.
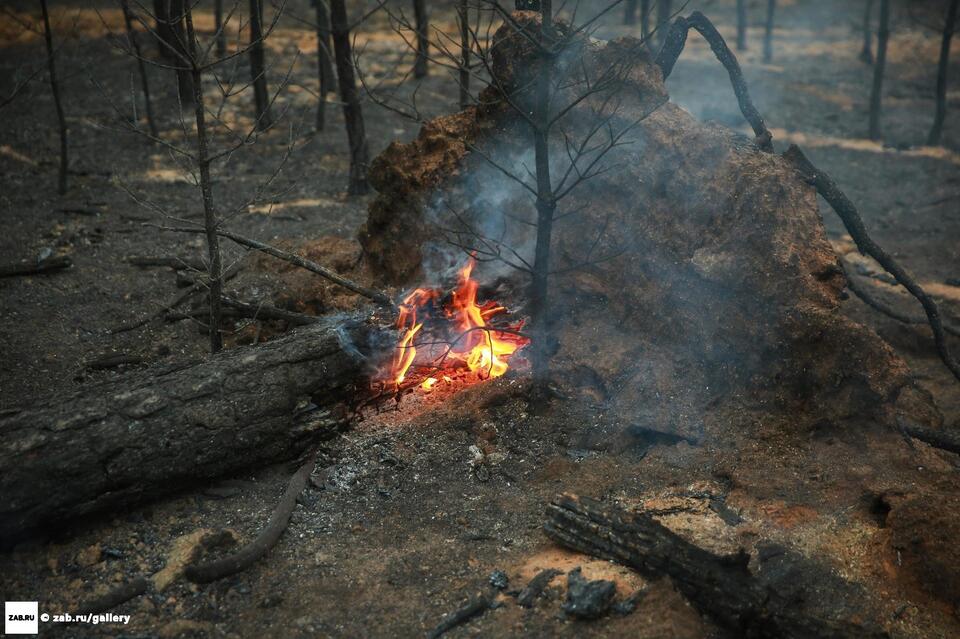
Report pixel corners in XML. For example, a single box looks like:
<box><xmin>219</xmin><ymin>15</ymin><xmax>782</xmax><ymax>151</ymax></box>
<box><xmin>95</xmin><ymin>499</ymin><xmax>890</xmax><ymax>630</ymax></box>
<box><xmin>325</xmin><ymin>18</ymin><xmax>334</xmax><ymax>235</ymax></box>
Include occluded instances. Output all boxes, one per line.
<box><xmin>1</xmin><ymin>1</ymin><xmax>959</xmax><ymax>637</ymax></box>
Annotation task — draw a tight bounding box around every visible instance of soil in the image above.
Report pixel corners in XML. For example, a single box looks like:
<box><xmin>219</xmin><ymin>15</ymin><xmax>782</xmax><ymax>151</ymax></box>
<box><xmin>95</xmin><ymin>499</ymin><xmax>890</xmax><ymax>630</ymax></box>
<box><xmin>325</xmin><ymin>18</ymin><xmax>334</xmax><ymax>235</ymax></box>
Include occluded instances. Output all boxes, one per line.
<box><xmin>1</xmin><ymin>1</ymin><xmax>958</xmax><ymax>638</ymax></box>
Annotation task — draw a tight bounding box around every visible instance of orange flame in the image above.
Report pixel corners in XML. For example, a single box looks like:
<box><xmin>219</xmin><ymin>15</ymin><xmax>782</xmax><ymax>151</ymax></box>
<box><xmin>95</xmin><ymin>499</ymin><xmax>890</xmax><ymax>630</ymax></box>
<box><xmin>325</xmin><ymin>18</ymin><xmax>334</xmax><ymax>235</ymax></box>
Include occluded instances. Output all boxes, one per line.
<box><xmin>388</xmin><ymin>258</ymin><xmax>529</xmax><ymax>389</ymax></box>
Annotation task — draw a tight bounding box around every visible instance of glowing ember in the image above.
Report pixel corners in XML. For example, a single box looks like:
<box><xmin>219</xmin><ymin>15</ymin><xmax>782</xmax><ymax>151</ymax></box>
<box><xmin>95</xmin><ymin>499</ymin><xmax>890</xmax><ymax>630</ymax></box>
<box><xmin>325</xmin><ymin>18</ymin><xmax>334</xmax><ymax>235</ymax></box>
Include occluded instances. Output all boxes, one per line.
<box><xmin>386</xmin><ymin>258</ymin><xmax>529</xmax><ymax>390</ymax></box>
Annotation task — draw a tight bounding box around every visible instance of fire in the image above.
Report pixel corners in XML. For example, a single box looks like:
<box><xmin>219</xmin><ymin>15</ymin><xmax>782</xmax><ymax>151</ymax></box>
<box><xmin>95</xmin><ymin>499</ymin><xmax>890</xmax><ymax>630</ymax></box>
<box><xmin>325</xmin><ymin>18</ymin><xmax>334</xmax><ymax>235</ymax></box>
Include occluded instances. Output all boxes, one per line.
<box><xmin>387</xmin><ymin>258</ymin><xmax>529</xmax><ymax>390</ymax></box>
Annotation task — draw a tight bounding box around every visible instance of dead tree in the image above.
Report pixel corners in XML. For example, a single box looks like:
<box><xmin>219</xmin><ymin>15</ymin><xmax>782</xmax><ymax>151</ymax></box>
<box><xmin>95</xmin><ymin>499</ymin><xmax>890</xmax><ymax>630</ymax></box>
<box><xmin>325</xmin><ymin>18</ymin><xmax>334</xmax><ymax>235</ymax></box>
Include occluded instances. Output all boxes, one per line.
<box><xmin>249</xmin><ymin>0</ymin><xmax>273</xmax><ymax>129</ymax></box>
<box><xmin>329</xmin><ymin>0</ymin><xmax>371</xmax><ymax>194</ymax></box>
<box><xmin>860</xmin><ymin>0</ymin><xmax>874</xmax><ymax>63</ymax></box>
<box><xmin>736</xmin><ymin>0</ymin><xmax>747</xmax><ymax>51</ymax></box>
<box><xmin>39</xmin><ymin>0</ymin><xmax>68</xmax><ymax>194</ymax></box>
<box><xmin>315</xmin><ymin>0</ymin><xmax>335</xmax><ymax>130</ymax></box>
<box><xmin>100</xmin><ymin>0</ymin><xmax>291</xmax><ymax>353</ymax></box>
<box><xmin>153</xmin><ymin>0</ymin><xmax>194</xmax><ymax>105</ymax></box>
<box><xmin>657</xmin><ymin>0</ymin><xmax>671</xmax><ymax>50</ymax></box>
<box><xmin>763</xmin><ymin>0</ymin><xmax>775</xmax><ymax>63</ymax></box>
<box><xmin>362</xmin><ymin>2</ymin><xmax>653</xmax><ymax>386</ymax></box>
<box><xmin>624</xmin><ymin>0</ymin><xmax>638</xmax><ymax>25</ymax></box>
<box><xmin>120</xmin><ymin>0</ymin><xmax>158</xmax><ymax>137</ymax></box>
<box><xmin>927</xmin><ymin>0</ymin><xmax>959</xmax><ymax>146</ymax></box>
<box><xmin>868</xmin><ymin>0</ymin><xmax>889</xmax><ymax>140</ymax></box>
<box><xmin>640</xmin><ymin>0</ymin><xmax>651</xmax><ymax>39</ymax></box>
<box><xmin>214</xmin><ymin>0</ymin><xmax>227</xmax><ymax>57</ymax></box>
<box><xmin>413</xmin><ymin>0</ymin><xmax>429</xmax><ymax>78</ymax></box>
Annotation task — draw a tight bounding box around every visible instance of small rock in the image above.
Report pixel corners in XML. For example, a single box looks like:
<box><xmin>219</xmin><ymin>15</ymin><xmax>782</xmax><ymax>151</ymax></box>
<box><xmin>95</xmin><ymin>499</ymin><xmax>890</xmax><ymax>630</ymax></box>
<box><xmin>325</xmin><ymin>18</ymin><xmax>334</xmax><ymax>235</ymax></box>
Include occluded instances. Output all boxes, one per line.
<box><xmin>489</xmin><ymin>570</ymin><xmax>509</xmax><ymax>590</ymax></box>
<box><xmin>562</xmin><ymin>567</ymin><xmax>616</xmax><ymax>619</ymax></box>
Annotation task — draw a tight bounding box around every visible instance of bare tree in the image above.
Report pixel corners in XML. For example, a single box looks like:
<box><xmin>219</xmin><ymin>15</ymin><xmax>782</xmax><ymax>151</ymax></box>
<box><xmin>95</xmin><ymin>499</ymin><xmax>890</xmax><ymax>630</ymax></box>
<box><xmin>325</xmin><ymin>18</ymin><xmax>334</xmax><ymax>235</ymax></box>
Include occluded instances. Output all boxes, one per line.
<box><xmin>39</xmin><ymin>0</ymin><xmax>68</xmax><ymax>195</ymax></box>
<box><xmin>762</xmin><ymin>0</ymin><xmax>775</xmax><ymax>63</ymax></box>
<box><xmin>657</xmin><ymin>0</ymin><xmax>671</xmax><ymax>50</ymax></box>
<box><xmin>153</xmin><ymin>0</ymin><xmax>194</xmax><ymax>104</ymax></box>
<box><xmin>329</xmin><ymin>0</ymin><xmax>370</xmax><ymax>194</ymax></box>
<box><xmin>927</xmin><ymin>0</ymin><xmax>959</xmax><ymax>146</ymax></box>
<box><xmin>315</xmin><ymin>0</ymin><xmax>335</xmax><ymax>130</ymax></box>
<box><xmin>458</xmin><ymin>0</ymin><xmax>471</xmax><ymax>109</ymax></box>
<box><xmin>362</xmin><ymin>1</ymin><xmax>652</xmax><ymax>386</ymax></box>
<box><xmin>249</xmin><ymin>0</ymin><xmax>273</xmax><ymax>129</ymax></box>
<box><xmin>641</xmin><ymin>0</ymin><xmax>651</xmax><ymax>39</ymax></box>
<box><xmin>413</xmin><ymin>0</ymin><xmax>429</xmax><ymax>78</ymax></box>
<box><xmin>868</xmin><ymin>0</ymin><xmax>889</xmax><ymax>140</ymax></box>
<box><xmin>624</xmin><ymin>0</ymin><xmax>638</xmax><ymax>25</ymax></box>
<box><xmin>120</xmin><ymin>0</ymin><xmax>158</xmax><ymax>137</ymax></box>
<box><xmin>214</xmin><ymin>0</ymin><xmax>227</xmax><ymax>57</ymax></box>
<box><xmin>860</xmin><ymin>0</ymin><xmax>874</xmax><ymax>64</ymax></box>
<box><xmin>736</xmin><ymin>0</ymin><xmax>746</xmax><ymax>51</ymax></box>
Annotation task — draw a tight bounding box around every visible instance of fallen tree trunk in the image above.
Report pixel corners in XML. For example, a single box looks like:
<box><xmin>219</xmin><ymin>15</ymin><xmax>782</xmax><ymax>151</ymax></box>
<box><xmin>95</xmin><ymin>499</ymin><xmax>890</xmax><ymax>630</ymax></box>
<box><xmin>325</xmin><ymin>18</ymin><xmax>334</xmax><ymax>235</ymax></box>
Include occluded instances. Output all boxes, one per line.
<box><xmin>545</xmin><ymin>494</ymin><xmax>888</xmax><ymax>639</ymax></box>
<box><xmin>0</xmin><ymin>313</ymin><xmax>381</xmax><ymax>543</ymax></box>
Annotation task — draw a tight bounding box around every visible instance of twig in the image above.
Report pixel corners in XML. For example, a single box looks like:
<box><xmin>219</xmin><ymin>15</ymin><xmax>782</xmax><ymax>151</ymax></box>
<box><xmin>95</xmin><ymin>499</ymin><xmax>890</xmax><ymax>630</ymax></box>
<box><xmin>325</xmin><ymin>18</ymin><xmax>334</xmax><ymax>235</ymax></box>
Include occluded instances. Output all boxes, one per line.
<box><xmin>154</xmin><ymin>225</ymin><xmax>395</xmax><ymax>308</ymax></box>
<box><xmin>428</xmin><ymin>589</ymin><xmax>495</xmax><ymax>639</ymax></box>
<box><xmin>844</xmin><ymin>270</ymin><xmax>960</xmax><ymax>338</ymax></box>
<box><xmin>785</xmin><ymin>145</ymin><xmax>960</xmax><ymax>383</ymax></box>
<box><xmin>77</xmin><ymin>577</ymin><xmax>149</xmax><ymax>614</ymax></box>
<box><xmin>184</xmin><ymin>454</ymin><xmax>315</xmax><ymax>583</ymax></box>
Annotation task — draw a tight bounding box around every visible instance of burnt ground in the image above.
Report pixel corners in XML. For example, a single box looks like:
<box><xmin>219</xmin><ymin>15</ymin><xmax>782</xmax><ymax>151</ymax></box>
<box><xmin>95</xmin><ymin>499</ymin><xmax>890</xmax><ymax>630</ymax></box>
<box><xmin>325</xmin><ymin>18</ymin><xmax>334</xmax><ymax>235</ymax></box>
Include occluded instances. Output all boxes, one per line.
<box><xmin>1</xmin><ymin>1</ymin><xmax>959</xmax><ymax>637</ymax></box>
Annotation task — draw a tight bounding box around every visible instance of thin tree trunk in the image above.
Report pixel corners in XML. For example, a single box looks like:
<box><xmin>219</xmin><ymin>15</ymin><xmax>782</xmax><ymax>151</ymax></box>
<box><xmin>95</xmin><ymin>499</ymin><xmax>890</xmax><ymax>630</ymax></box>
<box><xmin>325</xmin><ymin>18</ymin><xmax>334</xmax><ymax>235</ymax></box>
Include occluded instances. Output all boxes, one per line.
<box><xmin>458</xmin><ymin>0</ymin><xmax>470</xmax><ymax>109</ymax></box>
<box><xmin>736</xmin><ymin>0</ymin><xmax>747</xmax><ymax>51</ymax></box>
<box><xmin>868</xmin><ymin>0</ymin><xmax>889</xmax><ymax>140</ymax></box>
<box><xmin>154</xmin><ymin>0</ymin><xmax>193</xmax><ymax>105</ymax></box>
<box><xmin>860</xmin><ymin>0</ymin><xmax>874</xmax><ymax>64</ymax></box>
<box><xmin>530</xmin><ymin>0</ymin><xmax>556</xmax><ymax>384</ymax></box>
<box><xmin>39</xmin><ymin>0</ymin><xmax>67</xmax><ymax>195</ymax></box>
<box><xmin>315</xmin><ymin>0</ymin><xmax>335</xmax><ymax>131</ymax></box>
<box><xmin>763</xmin><ymin>0</ymin><xmax>775</xmax><ymax>63</ymax></box>
<box><xmin>657</xmin><ymin>0</ymin><xmax>671</xmax><ymax>51</ymax></box>
<box><xmin>413</xmin><ymin>0</ymin><xmax>429</xmax><ymax>78</ymax></box>
<box><xmin>329</xmin><ymin>0</ymin><xmax>370</xmax><ymax>195</ymax></box>
<box><xmin>624</xmin><ymin>0</ymin><xmax>638</xmax><ymax>25</ymax></box>
<box><xmin>249</xmin><ymin>0</ymin><xmax>273</xmax><ymax>130</ymax></box>
<box><xmin>214</xmin><ymin>0</ymin><xmax>226</xmax><ymax>57</ymax></box>
<box><xmin>641</xmin><ymin>0</ymin><xmax>651</xmax><ymax>40</ymax></box>
<box><xmin>121</xmin><ymin>0</ymin><xmax>158</xmax><ymax>137</ymax></box>
<box><xmin>184</xmin><ymin>8</ymin><xmax>223</xmax><ymax>353</ymax></box>
<box><xmin>927</xmin><ymin>0</ymin><xmax>959</xmax><ymax>146</ymax></box>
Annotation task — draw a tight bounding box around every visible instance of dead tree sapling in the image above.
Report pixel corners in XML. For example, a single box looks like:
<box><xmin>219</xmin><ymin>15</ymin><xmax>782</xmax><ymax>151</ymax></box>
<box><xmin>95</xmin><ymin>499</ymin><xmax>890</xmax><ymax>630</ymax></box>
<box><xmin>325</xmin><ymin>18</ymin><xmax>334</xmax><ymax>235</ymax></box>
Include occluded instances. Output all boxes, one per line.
<box><xmin>763</xmin><ymin>0</ymin><xmax>775</xmax><ymax>63</ymax></box>
<box><xmin>458</xmin><ymin>0</ymin><xmax>471</xmax><ymax>109</ymax></box>
<box><xmin>315</xmin><ymin>0</ymin><xmax>335</xmax><ymax>130</ymax></box>
<box><xmin>736</xmin><ymin>0</ymin><xmax>747</xmax><ymax>51</ymax></box>
<box><xmin>120</xmin><ymin>0</ymin><xmax>158</xmax><ymax>137</ymax></box>
<box><xmin>927</xmin><ymin>0</ymin><xmax>959</xmax><ymax>146</ymax></box>
<box><xmin>860</xmin><ymin>0</ymin><xmax>874</xmax><ymax>63</ymax></box>
<box><xmin>413</xmin><ymin>0</ymin><xmax>429</xmax><ymax>78</ymax></box>
<box><xmin>153</xmin><ymin>0</ymin><xmax>194</xmax><ymax>105</ymax></box>
<box><xmin>868</xmin><ymin>0</ymin><xmax>889</xmax><ymax>140</ymax></box>
<box><xmin>39</xmin><ymin>0</ymin><xmax>68</xmax><ymax>194</ymax></box>
<box><xmin>329</xmin><ymin>0</ymin><xmax>371</xmax><ymax>194</ymax></box>
<box><xmin>215</xmin><ymin>0</ymin><xmax>227</xmax><ymax>57</ymax></box>
<box><xmin>249</xmin><ymin>0</ymin><xmax>273</xmax><ymax>129</ymax></box>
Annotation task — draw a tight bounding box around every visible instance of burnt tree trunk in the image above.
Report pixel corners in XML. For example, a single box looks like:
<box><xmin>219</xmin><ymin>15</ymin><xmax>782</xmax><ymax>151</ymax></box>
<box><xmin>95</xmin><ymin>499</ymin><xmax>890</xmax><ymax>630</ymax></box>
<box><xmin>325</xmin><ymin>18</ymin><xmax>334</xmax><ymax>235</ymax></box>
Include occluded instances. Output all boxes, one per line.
<box><xmin>624</xmin><ymin>0</ymin><xmax>638</xmax><ymax>26</ymax></box>
<box><xmin>315</xmin><ymin>0</ymin><xmax>335</xmax><ymax>131</ymax></box>
<box><xmin>330</xmin><ymin>0</ymin><xmax>371</xmax><ymax>194</ymax></box>
<box><xmin>545</xmin><ymin>494</ymin><xmax>888</xmax><ymax>639</ymax></box>
<box><xmin>868</xmin><ymin>0</ymin><xmax>890</xmax><ymax>140</ymax></box>
<box><xmin>214</xmin><ymin>0</ymin><xmax>226</xmax><ymax>57</ymax></box>
<box><xmin>249</xmin><ymin>0</ymin><xmax>273</xmax><ymax>130</ymax></box>
<box><xmin>763</xmin><ymin>0</ymin><xmax>775</xmax><ymax>63</ymax></box>
<box><xmin>39</xmin><ymin>0</ymin><xmax>68</xmax><ymax>195</ymax></box>
<box><xmin>184</xmin><ymin>8</ymin><xmax>224</xmax><ymax>354</ymax></box>
<box><xmin>657</xmin><ymin>0</ymin><xmax>672</xmax><ymax>50</ymax></box>
<box><xmin>860</xmin><ymin>0</ymin><xmax>874</xmax><ymax>64</ymax></box>
<box><xmin>927</xmin><ymin>0</ymin><xmax>959</xmax><ymax>146</ymax></box>
<box><xmin>458</xmin><ymin>0</ymin><xmax>470</xmax><ymax>109</ymax></box>
<box><xmin>641</xmin><ymin>0</ymin><xmax>651</xmax><ymax>40</ymax></box>
<box><xmin>529</xmin><ymin>1</ymin><xmax>556</xmax><ymax>385</ymax></box>
<box><xmin>0</xmin><ymin>315</ymin><xmax>376</xmax><ymax>543</ymax></box>
<box><xmin>736</xmin><ymin>0</ymin><xmax>747</xmax><ymax>51</ymax></box>
<box><xmin>121</xmin><ymin>0</ymin><xmax>158</xmax><ymax>138</ymax></box>
<box><xmin>153</xmin><ymin>0</ymin><xmax>193</xmax><ymax>106</ymax></box>
<box><xmin>413</xmin><ymin>0</ymin><xmax>429</xmax><ymax>78</ymax></box>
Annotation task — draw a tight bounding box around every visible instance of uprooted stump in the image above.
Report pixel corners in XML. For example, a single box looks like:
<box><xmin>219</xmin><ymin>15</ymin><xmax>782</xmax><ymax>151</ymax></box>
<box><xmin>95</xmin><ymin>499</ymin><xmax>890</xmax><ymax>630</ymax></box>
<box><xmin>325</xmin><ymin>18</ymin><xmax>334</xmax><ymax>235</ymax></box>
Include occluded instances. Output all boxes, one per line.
<box><xmin>358</xmin><ymin>12</ymin><xmax>941</xmax><ymax>440</ymax></box>
<box><xmin>0</xmin><ymin>314</ymin><xmax>382</xmax><ymax>543</ymax></box>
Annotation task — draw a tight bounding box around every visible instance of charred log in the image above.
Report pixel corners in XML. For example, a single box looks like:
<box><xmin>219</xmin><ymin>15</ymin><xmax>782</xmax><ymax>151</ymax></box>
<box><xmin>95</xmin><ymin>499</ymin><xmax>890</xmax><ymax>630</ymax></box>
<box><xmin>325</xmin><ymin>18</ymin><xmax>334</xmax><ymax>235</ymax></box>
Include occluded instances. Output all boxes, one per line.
<box><xmin>545</xmin><ymin>494</ymin><xmax>889</xmax><ymax>639</ymax></box>
<box><xmin>0</xmin><ymin>314</ymin><xmax>380</xmax><ymax>543</ymax></box>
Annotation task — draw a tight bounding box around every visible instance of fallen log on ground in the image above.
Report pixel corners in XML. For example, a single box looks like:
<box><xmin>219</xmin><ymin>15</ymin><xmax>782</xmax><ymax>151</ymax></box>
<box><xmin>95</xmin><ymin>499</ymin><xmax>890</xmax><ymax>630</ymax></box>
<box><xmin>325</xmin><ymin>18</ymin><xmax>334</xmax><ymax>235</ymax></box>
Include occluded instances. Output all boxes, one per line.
<box><xmin>544</xmin><ymin>494</ymin><xmax>889</xmax><ymax>639</ymax></box>
<box><xmin>0</xmin><ymin>313</ymin><xmax>382</xmax><ymax>543</ymax></box>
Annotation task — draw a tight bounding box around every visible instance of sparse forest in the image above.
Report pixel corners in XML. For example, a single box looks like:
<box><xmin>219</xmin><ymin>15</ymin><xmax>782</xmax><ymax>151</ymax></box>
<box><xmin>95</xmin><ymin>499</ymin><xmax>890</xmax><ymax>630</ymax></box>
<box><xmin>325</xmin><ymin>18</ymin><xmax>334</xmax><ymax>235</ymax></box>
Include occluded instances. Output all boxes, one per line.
<box><xmin>1</xmin><ymin>1</ymin><xmax>959</xmax><ymax>637</ymax></box>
